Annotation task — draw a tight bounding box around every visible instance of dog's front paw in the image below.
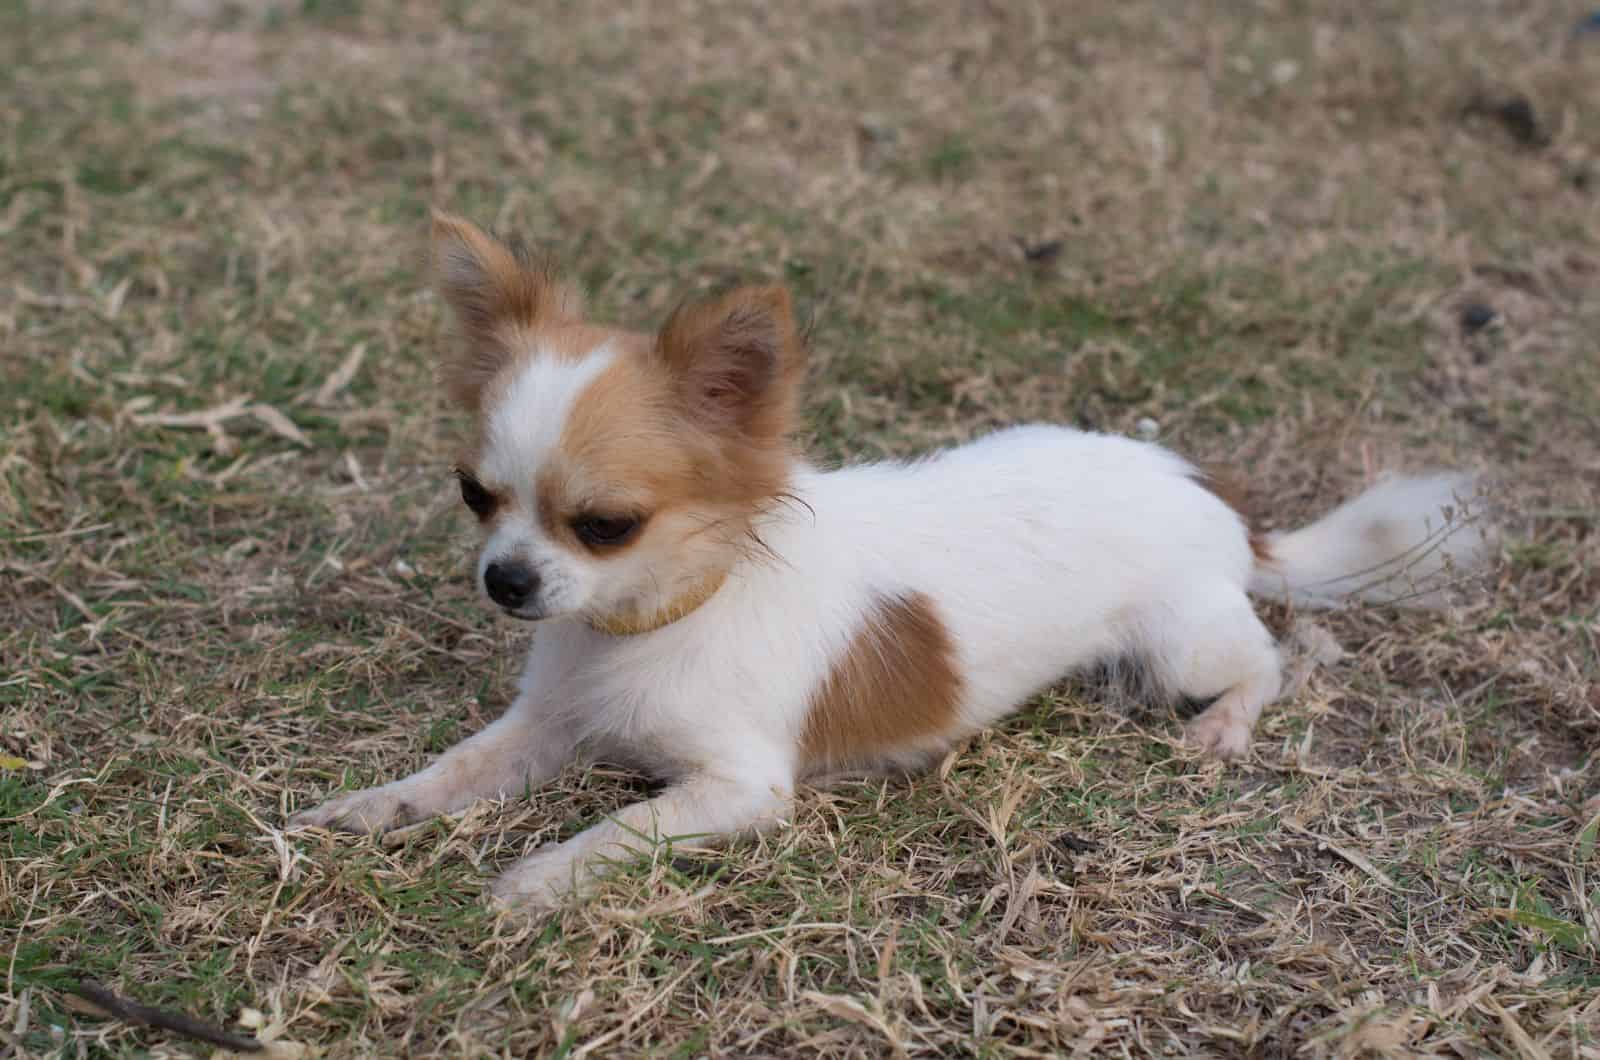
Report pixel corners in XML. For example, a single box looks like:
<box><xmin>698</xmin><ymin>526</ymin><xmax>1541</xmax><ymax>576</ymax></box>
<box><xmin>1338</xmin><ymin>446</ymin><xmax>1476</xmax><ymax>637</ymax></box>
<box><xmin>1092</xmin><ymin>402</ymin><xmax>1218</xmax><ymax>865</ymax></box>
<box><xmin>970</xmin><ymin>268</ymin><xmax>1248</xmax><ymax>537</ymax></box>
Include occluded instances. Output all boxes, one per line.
<box><xmin>489</xmin><ymin>843</ymin><xmax>594</xmax><ymax>914</ymax></box>
<box><xmin>289</xmin><ymin>783</ymin><xmax>430</xmax><ymax>835</ymax></box>
<box><xmin>1184</xmin><ymin>709</ymin><xmax>1252</xmax><ymax>761</ymax></box>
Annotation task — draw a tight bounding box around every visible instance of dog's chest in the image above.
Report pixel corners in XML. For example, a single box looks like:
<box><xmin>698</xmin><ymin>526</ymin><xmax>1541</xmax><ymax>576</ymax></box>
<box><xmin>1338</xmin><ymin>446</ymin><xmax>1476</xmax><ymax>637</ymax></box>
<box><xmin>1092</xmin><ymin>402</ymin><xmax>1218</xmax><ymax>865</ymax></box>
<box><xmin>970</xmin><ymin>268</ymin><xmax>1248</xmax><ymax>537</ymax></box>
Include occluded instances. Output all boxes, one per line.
<box><xmin>551</xmin><ymin>617</ymin><xmax>821</xmax><ymax>769</ymax></box>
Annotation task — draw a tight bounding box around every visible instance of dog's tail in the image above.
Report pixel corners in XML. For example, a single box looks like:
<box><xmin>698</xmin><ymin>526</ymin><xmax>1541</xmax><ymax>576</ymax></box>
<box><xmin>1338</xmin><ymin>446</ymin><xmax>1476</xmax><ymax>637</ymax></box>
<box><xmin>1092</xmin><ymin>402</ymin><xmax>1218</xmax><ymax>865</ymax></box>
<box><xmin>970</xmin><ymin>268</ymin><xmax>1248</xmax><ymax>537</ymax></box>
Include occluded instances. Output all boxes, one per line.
<box><xmin>1249</xmin><ymin>472</ymin><xmax>1496</xmax><ymax>609</ymax></box>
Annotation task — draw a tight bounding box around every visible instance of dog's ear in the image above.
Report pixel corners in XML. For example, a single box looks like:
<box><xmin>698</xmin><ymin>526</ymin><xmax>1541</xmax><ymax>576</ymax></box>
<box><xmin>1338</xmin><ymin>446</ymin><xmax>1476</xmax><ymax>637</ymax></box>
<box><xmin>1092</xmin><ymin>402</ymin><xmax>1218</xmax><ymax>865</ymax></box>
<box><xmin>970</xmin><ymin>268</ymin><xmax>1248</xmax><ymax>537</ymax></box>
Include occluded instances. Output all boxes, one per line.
<box><xmin>654</xmin><ymin>285</ymin><xmax>805</xmax><ymax>441</ymax></box>
<box><xmin>429</xmin><ymin>211</ymin><xmax>582</xmax><ymax>409</ymax></box>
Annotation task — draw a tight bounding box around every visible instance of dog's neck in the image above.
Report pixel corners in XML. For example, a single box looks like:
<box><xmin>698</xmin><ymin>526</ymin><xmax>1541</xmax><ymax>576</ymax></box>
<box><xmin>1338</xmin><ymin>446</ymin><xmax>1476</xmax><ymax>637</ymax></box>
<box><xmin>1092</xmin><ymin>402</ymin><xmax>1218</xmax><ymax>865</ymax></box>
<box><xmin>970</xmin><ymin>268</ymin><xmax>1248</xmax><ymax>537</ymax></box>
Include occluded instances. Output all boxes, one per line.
<box><xmin>586</xmin><ymin>569</ymin><xmax>729</xmax><ymax>637</ymax></box>
<box><xmin>584</xmin><ymin>474</ymin><xmax>810</xmax><ymax>637</ymax></box>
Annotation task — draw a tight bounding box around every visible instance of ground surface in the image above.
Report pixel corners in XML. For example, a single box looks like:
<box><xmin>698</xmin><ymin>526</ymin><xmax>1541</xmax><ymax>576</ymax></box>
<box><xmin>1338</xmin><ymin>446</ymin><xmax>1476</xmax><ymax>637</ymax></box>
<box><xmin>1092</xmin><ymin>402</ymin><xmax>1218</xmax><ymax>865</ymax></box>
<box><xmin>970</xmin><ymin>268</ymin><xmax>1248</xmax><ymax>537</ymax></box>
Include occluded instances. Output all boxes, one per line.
<box><xmin>3</xmin><ymin>1</ymin><xmax>1598</xmax><ymax>1056</ymax></box>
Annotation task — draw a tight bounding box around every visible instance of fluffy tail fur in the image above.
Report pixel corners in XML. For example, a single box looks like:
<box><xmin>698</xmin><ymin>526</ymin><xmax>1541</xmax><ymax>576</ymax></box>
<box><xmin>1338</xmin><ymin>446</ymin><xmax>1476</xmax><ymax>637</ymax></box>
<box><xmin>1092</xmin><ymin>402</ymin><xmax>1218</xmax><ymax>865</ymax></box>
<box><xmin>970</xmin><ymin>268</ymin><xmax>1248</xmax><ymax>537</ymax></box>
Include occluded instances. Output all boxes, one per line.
<box><xmin>1250</xmin><ymin>473</ymin><xmax>1496</xmax><ymax>609</ymax></box>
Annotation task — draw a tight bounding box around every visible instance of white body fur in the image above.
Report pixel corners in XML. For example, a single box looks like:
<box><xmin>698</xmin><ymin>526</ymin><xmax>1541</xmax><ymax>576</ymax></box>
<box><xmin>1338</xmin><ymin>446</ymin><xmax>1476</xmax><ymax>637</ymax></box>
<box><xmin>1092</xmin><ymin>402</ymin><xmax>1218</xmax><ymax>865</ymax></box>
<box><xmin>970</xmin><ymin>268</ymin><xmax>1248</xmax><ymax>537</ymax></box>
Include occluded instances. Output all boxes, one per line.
<box><xmin>289</xmin><ymin>214</ymin><xmax>1491</xmax><ymax>910</ymax></box>
<box><xmin>297</xmin><ymin>417</ymin><xmax>1486</xmax><ymax>908</ymax></box>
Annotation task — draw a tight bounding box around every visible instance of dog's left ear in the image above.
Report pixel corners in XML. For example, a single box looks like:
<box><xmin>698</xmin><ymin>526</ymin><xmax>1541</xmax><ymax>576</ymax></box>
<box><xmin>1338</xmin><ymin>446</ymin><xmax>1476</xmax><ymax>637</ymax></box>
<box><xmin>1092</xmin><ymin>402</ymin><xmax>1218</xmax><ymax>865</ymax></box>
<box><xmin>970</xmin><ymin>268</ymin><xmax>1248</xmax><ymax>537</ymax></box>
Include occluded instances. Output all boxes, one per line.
<box><xmin>429</xmin><ymin>211</ymin><xmax>582</xmax><ymax>409</ymax></box>
<box><xmin>655</xmin><ymin>285</ymin><xmax>805</xmax><ymax>441</ymax></box>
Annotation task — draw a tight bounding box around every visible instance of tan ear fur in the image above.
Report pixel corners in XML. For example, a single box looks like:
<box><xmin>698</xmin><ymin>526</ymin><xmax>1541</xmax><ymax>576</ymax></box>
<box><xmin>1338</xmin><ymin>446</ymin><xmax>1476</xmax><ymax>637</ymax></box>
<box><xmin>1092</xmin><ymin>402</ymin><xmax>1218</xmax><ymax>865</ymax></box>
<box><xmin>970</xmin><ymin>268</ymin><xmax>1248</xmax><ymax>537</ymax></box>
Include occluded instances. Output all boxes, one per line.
<box><xmin>654</xmin><ymin>285</ymin><xmax>804</xmax><ymax>442</ymax></box>
<box><xmin>429</xmin><ymin>211</ymin><xmax>582</xmax><ymax>409</ymax></box>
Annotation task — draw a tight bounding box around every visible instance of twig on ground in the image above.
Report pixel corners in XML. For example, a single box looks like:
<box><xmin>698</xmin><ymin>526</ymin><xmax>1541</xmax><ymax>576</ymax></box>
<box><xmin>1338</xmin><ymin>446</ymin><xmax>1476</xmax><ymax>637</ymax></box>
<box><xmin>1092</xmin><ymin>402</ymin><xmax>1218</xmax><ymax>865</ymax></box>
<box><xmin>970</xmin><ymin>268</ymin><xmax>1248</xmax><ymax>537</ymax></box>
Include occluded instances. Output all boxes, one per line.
<box><xmin>64</xmin><ymin>980</ymin><xmax>264</xmax><ymax>1054</ymax></box>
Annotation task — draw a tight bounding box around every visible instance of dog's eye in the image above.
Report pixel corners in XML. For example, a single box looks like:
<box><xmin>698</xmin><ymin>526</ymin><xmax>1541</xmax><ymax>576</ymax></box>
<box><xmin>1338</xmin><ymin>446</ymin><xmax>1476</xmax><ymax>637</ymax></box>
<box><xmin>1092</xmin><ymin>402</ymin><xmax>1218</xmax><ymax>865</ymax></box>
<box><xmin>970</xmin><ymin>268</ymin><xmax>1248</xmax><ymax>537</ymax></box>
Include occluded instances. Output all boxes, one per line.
<box><xmin>572</xmin><ymin>513</ymin><xmax>642</xmax><ymax>548</ymax></box>
<box><xmin>455</xmin><ymin>470</ymin><xmax>497</xmax><ymax>519</ymax></box>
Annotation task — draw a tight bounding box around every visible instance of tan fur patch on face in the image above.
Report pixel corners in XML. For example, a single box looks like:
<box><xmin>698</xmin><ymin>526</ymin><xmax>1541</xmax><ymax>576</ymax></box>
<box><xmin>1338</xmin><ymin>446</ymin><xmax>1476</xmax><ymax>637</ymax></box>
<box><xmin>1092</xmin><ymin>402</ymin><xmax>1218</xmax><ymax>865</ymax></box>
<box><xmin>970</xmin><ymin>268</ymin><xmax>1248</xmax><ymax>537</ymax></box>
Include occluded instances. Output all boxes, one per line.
<box><xmin>800</xmin><ymin>592</ymin><xmax>964</xmax><ymax>769</ymax></box>
<box><xmin>521</xmin><ymin>323</ymin><xmax>645</xmax><ymax>363</ymax></box>
<box><xmin>532</xmin><ymin>340</ymin><xmax>697</xmax><ymax>549</ymax></box>
<box><xmin>465</xmin><ymin>324</ymin><xmax>654</xmax><ymax>460</ymax></box>
<box><xmin>536</xmin><ymin>320</ymin><xmax>799</xmax><ymax>555</ymax></box>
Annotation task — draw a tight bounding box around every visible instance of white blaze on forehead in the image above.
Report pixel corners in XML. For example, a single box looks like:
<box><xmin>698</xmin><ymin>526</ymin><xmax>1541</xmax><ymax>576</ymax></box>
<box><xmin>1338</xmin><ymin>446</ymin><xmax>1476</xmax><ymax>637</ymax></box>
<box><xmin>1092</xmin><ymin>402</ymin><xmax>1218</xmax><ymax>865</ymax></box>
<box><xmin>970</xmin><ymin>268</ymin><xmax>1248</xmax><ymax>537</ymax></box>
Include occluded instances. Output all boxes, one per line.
<box><xmin>480</xmin><ymin>343</ymin><xmax>617</xmax><ymax>492</ymax></box>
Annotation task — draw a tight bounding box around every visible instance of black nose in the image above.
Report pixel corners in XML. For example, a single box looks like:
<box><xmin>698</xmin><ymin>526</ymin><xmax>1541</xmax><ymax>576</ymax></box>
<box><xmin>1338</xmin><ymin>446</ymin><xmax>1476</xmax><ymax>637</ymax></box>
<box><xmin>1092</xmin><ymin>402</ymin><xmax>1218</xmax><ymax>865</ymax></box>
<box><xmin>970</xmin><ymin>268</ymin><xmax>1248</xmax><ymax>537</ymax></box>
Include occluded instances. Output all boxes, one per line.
<box><xmin>484</xmin><ymin>561</ymin><xmax>538</xmax><ymax>609</ymax></box>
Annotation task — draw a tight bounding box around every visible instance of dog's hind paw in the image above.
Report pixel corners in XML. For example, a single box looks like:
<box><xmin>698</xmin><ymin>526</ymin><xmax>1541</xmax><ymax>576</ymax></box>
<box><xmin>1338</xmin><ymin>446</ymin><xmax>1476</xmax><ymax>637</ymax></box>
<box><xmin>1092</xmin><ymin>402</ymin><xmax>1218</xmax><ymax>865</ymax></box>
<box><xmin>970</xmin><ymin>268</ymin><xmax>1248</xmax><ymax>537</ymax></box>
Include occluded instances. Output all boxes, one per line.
<box><xmin>1184</xmin><ymin>710</ymin><xmax>1253</xmax><ymax>761</ymax></box>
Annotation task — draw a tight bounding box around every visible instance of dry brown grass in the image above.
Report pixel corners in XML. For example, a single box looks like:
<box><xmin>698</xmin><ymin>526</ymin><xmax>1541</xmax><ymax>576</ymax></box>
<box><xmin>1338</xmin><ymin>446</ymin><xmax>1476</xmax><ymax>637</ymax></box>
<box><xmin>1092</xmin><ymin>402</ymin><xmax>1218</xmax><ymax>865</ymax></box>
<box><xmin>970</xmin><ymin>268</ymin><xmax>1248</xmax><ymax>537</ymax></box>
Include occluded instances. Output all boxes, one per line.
<box><xmin>2</xmin><ymin>1</ymin><xmax>1598</xmax><ymax>1056</ymax></box>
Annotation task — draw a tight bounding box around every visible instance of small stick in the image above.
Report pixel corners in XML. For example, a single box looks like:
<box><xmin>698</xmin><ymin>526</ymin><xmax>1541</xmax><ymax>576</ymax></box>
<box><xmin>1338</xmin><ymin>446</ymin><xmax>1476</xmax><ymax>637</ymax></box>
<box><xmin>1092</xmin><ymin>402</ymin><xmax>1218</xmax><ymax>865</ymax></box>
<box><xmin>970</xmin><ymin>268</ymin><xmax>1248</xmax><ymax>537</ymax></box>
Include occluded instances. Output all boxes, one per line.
<box><xmin>66</xmin><ymin>980</ymin><xmax>265</xmax><ymax>1053</ymax></box>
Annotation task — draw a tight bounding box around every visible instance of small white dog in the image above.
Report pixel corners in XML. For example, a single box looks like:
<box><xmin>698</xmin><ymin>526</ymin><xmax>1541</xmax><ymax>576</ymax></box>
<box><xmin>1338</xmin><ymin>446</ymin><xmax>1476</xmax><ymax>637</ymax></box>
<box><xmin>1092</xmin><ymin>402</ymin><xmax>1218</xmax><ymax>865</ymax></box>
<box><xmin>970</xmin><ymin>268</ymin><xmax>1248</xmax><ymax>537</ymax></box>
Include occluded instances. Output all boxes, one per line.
<box><xmin>290</xmin><ymin>213</ymin><xmax>1492</xmax><ymax>910</ymax></box>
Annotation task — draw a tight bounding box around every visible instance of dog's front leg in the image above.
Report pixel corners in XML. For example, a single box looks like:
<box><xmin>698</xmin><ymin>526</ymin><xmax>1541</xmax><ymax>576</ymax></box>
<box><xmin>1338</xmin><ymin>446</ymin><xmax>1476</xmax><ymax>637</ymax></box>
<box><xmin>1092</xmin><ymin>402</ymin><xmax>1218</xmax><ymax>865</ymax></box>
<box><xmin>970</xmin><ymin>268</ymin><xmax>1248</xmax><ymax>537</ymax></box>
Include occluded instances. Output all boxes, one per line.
<box><xmin>289</xmin><ymin>689</ymin><xmax>576</xmax><ymax>835</ymax></box>
<box><xmin>490</xmin><ymin>764</ymin><xmax>793</xmax><ymax>912</ymax></box>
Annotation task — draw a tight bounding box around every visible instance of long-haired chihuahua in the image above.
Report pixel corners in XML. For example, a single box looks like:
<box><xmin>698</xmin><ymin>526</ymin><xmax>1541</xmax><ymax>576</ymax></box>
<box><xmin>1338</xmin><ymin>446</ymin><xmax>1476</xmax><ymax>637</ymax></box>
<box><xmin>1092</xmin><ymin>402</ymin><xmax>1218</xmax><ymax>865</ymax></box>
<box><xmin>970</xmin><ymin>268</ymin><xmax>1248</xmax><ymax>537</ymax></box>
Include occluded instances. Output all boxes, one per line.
<box><xmin>289</xmin><ymin>213</ymin><xmax>1493</xmax><ymax>911</ymax></box>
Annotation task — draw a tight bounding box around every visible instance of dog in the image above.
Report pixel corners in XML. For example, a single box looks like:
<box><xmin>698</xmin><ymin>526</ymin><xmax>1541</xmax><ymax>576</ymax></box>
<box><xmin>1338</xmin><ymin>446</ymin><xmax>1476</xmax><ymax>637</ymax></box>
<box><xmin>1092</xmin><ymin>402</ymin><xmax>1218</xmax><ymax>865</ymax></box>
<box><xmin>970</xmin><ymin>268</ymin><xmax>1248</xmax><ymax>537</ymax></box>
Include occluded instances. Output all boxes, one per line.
<box><xmin>289</xmin><ymin>212</ymin><xmax>1493</xmax><ymax>911</ymax></box>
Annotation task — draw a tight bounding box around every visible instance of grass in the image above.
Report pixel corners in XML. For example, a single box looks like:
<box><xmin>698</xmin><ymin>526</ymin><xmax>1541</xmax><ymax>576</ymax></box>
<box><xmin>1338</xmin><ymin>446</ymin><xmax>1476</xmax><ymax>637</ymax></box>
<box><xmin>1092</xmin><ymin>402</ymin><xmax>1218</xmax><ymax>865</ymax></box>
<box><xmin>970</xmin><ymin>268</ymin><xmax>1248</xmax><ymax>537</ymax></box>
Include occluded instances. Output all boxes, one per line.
<box><xmin>2</xmin><ymin>0</ymin><xmax>1598</xmax><ymax>1055</ymax></box>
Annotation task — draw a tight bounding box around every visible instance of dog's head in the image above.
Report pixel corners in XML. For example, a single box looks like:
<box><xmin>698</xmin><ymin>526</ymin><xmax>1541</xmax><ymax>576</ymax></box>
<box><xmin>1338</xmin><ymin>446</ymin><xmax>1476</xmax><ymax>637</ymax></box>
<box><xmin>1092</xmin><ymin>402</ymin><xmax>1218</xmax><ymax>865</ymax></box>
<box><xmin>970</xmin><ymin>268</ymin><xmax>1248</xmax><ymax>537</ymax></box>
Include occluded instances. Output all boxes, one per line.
<box><xmin>430</xmin><ymin>213</ymin><xmax>804</xmax><ymax>627</ymax></box>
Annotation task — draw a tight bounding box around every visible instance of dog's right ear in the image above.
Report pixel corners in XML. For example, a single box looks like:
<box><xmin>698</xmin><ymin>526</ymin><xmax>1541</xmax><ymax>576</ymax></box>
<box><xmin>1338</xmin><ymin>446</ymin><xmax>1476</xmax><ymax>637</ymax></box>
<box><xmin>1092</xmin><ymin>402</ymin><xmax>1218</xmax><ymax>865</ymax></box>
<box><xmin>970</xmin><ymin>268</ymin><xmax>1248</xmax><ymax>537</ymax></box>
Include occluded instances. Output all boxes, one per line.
<box><xmin>429</xmin><ymin>211</ymin><xmax>582</xmax><ymax>409</ymax></box>
<box><xmin>654</xmin><ymin>285</ymin><xmax>805</xmax><ymax>444</ymax></box>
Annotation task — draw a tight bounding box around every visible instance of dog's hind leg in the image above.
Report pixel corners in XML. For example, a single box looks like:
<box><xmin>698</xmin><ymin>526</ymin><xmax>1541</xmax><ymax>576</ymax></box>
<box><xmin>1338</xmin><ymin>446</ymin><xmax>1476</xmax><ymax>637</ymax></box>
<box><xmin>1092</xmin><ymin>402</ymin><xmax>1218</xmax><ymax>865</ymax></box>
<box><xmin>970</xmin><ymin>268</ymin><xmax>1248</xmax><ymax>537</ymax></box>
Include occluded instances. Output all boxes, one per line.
<box><xmin>1144</xmin><ymin>581</ymin><xmax>1283</xmax><ymax>760</ymax></box>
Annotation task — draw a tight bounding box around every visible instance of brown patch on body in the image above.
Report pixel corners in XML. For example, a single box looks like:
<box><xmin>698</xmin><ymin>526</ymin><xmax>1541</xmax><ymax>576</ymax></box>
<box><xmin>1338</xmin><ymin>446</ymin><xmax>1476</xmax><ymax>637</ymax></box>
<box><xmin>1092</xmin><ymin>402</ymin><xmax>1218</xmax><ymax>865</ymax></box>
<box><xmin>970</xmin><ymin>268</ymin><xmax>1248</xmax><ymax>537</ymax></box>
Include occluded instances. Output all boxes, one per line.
<box><xmin>801</xmin><ymin>592</ymin><xmax>964</xmax><ymax>769</ymax></box>
<box><xmin>1192</xmin><ymin>465</ymin><xmax>1272</xmax><ymax>562</ymax></box>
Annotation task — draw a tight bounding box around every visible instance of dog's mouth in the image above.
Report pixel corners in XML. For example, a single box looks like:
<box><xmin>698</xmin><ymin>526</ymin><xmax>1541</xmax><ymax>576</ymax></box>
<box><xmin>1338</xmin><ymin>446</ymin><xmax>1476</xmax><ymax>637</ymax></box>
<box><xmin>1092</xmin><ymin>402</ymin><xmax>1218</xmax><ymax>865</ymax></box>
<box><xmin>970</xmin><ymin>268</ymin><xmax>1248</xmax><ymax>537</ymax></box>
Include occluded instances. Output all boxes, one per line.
<box><xmin>499</xmin><ymin>607</ymin><xmax>544</xmax><ymax>622</ymax></box>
